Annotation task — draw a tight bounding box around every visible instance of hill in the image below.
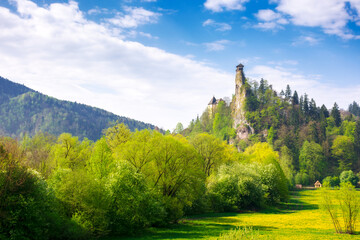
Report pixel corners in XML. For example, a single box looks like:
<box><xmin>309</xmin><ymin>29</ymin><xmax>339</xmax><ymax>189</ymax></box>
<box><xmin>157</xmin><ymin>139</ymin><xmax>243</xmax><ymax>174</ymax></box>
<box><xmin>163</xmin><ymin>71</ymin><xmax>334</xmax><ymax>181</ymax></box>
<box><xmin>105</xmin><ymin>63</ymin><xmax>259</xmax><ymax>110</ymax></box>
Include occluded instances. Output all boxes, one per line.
<box><xmin>0</xmin><ymin>76</ymin><xmax>156</xmax><ymax>140</ymax></box>
<box><xmin>185</xmin><ymin>64</ymin><xmax>360</xmax><ymax>182</ymax></box>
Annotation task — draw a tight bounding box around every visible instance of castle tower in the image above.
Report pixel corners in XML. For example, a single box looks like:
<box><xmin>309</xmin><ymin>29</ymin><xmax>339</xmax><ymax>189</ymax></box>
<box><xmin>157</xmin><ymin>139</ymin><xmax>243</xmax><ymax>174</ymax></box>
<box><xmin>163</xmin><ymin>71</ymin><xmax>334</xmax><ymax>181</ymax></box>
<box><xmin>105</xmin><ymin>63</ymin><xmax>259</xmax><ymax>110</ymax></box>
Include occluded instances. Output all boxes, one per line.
<box><xmin>233</xmin><ymin>63</ymin><xmax>253</xmax><ymax>139</ymax></box>
<box><xmin>233</xmin><ymin>63</ymin><xmax>246</xmax><ymax>128</ymax></box>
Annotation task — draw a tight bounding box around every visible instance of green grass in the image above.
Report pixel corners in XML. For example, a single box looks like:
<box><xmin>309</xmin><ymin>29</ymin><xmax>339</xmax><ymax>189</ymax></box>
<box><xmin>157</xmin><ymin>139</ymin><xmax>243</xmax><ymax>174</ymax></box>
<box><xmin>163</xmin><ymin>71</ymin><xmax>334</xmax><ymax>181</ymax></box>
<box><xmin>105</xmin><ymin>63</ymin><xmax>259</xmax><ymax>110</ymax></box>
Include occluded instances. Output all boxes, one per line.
<box><xmin>104</xmin><ymin>190</ymin><xmax>360</xmax><ymax>239</ymax></box>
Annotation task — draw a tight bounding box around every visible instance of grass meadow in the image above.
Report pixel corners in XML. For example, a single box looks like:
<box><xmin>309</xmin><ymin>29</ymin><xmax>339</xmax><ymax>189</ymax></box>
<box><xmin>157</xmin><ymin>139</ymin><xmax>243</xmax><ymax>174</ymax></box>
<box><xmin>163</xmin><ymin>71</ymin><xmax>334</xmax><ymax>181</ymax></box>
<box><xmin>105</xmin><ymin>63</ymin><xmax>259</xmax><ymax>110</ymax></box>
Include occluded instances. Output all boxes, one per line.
<box><xmin>104</xmin><ymin>190</ymin><xmax>360</xmax><ymax>239</ymax></box>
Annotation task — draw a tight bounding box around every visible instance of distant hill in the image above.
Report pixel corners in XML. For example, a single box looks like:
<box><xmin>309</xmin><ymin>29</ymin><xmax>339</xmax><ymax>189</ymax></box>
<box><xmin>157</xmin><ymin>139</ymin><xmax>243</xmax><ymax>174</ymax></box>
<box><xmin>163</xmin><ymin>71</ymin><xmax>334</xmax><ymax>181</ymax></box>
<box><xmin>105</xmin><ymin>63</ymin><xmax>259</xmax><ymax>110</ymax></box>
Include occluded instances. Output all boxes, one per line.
<box><xmin>0</xmin><ymin>76</ymin><xmax>156</xmax><ymax>140</ymax></box>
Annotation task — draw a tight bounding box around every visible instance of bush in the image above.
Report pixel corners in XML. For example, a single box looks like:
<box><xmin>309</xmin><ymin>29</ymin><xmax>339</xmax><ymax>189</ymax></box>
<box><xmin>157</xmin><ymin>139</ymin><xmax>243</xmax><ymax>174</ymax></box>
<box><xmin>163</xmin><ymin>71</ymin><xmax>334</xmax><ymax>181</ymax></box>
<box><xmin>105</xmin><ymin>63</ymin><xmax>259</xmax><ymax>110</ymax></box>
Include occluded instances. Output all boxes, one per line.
<box><xmin>321</xmin><ymin>182</ymin><xmax>360</xmax><ymax>234</ymax></box>
<box><xmin>340</xmin><ymin>170</ymin><xmax>359</xmax><ymax>186</ymax></box>
<box><xmin>50</xmin><ymin>162</ymin><xmax>166</xmax><ymax>236</ymax></box>
<box><xmin>207</xmin><ymin>163</ymin><xmax>264</xmax><ymax>212</ymax></box>
<box><xmin>0</xmin><ymin>144</ymin><xmax>84</xmax><ymax>240</ymax></box>
<box><xmin>322</xmin><ymin>176</ymin><xmax>340</xmax><ymax>187</ymax></box>
<box><xmin>107</xmin><ymin>162</ymin><xmax>166</xmax><ymax>234</ymax></box>
<box><xmin>294</xmin><ymin>172</ymin><xmax>310</xmax><ymax>186</ymax></box>
<box><xmin>50</xmin><ymin>168</ymin><xmax>110</xmax><ymax>236</ymax></box>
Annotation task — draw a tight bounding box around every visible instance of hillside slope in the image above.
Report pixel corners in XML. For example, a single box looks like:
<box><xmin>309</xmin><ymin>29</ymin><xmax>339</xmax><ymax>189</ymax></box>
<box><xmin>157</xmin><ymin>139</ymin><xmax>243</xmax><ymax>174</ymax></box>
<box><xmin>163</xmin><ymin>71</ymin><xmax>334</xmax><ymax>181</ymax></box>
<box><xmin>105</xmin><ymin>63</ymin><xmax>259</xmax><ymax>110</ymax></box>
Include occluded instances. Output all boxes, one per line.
<box><xmin>0</xmin><ymin>76</ymin><xmax>156</xmax><ymax>140</ymax></box>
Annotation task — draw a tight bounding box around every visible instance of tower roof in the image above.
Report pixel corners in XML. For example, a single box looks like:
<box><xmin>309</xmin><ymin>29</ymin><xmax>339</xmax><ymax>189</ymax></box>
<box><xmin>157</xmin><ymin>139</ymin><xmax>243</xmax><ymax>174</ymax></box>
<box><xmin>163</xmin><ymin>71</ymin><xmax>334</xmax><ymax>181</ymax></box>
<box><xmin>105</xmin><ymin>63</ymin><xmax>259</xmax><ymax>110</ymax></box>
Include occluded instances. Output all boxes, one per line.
<box><xmin>236</xmin><ymin>63</ymin><xmax>244</xmax><ymax>71</ymax></box>
<box><xmin>208</xmin><ymin>96</ymin><xmax>217</xmax><ymax>105</ymax></box>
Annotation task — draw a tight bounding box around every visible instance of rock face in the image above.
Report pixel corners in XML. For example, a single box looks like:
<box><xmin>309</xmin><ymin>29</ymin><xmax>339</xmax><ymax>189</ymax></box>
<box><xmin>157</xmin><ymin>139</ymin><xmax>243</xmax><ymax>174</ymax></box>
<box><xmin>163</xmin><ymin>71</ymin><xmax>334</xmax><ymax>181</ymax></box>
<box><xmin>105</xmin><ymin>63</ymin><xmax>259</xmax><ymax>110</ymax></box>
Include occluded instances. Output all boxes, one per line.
<box><xmin>232</xmin><ymin>64</ymin><xmax>253</xmax><ymax>140</ymax></box>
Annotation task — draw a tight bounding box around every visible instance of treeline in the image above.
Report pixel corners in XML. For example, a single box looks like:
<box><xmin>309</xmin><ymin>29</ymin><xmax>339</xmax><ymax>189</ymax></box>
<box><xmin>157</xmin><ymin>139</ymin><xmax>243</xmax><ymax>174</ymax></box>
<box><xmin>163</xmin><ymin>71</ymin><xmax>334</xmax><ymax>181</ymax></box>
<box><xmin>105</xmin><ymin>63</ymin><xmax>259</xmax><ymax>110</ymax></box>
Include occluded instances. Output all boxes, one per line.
<box><xmin>0</xmin><ymin>124</ymin><xmax>288</xmax><ymax>239</ymax></box>
<box><xmin>185</xmin><ymin>78</ymin><xmax>360</xmax><ymax>188</ymax></box>
<box><xmin>0</xmin><ymin>76</ymin><xmax>156</xmax><ymax>141</ymax></box>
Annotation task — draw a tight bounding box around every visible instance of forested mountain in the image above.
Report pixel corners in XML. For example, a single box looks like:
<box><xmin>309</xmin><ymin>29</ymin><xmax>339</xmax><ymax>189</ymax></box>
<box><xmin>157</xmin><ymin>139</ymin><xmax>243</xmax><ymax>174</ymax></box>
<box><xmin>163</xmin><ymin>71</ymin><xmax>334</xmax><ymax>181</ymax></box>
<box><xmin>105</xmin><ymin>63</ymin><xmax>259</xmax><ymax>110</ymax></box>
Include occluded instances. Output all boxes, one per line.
<box><xmin>186</xmin><ymin>77</ymin><xmax>360</xmax><ymax>185</ymax></box>
<box><xmin>0</xmin><ymin>76</ymin><xmax>156</xmax><ymax>140</ymax></box>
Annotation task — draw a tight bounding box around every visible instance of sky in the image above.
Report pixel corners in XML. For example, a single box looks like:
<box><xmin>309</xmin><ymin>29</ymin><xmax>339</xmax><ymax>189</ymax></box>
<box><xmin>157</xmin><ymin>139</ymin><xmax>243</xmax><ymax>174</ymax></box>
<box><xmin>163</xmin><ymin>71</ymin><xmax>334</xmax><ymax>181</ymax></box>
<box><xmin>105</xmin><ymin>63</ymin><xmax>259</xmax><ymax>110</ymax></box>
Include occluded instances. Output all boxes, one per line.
<box><xmin>0</xmin><ymin>0</ymin><xmax>360</xmax><ymax>130</ymax></box>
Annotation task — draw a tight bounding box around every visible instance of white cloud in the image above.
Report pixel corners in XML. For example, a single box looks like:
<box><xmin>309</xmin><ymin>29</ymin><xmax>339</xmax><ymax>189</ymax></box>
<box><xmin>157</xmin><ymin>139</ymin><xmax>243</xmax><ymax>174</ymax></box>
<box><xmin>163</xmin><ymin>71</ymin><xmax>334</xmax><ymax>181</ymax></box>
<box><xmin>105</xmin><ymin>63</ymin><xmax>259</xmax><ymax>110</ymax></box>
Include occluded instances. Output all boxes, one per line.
<box><xmin>275</xmin><ymin>0</ymin><xmax>360</xmax><ymax>39</ymax></box>
<box><xmin>204</xmin><ymin>40</ymin><xmax>230</xmax><ymax>51</ymax></box>
<box><xmin>254</xmin><ymin>9</ymin><xmax>288</xmax><ymax>30</ymax></box>
<box><xmin>107</xmin><ymin>6</ymin><xmax>160</xmax><ymax>28</ymax></box>
<box><xmin>248</xmin><ymin>65</ymin><xmax>360</xmax><ymax>109</ymax></box>
<box><xmin>139</xmin><ymin>31</ymin><xmax>158</xmax><ymax>39</ymax></box>
<box><xmin>255</xmin><ymin>9</ymin><xmax>281</xmax><ymax>22</ymax></box>
<box><xmin>204</xmin><ymin>0</ymin><xmax>249</xmax><ymax>12</ymax></box>
<box><xmin>0</xmin><ymin>0</ymin><xmax>234</xmax><ymax>130</ymax></box>
<box><xmin>292</xmin><ymin>35</ymin><xmax>321</xmax><ymax>46</ymax></box>
<box><xmin>203</xmin><ymin>19</ymin><xmax>232</xmax><ymax>31</ymax></box>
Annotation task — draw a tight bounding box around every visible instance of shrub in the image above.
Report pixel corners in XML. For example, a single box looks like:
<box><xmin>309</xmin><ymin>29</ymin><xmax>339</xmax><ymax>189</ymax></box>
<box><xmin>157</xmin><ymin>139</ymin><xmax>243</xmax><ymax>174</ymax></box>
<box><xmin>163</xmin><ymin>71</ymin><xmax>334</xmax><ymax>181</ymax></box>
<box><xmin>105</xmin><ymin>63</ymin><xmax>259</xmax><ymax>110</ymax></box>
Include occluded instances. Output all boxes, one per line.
<box><xmin>207</xmin><ymin>163</ymin><xmax>264</xmax><ymax>212</ymax></box>
<box><xmin>340</xmin><ymin>170</ymin><xmax>359</xmax><ymax>186</ymax></box>
<box><xmin>107</xmin><ymin>162</ymin><xmax>166</xmax><ymax>234</ymax></box>
<box><xmin>321</xmin><ymin>182</ymin><xmax>360</xmax><ymax>234</ymax></box>
<box><xmin>294</xmin><ymin>172</ymin><xmax>310</xmax><ymax>186</ymax></box>
<box><xmin>0</xmin><ymin>144</ymin><xmax>84</xmax><ymax>240</ymax></box>
<box><xmin>322</xmin><ymin>176</ymin><xmax>340</xmax><ymax>187</ymax></box>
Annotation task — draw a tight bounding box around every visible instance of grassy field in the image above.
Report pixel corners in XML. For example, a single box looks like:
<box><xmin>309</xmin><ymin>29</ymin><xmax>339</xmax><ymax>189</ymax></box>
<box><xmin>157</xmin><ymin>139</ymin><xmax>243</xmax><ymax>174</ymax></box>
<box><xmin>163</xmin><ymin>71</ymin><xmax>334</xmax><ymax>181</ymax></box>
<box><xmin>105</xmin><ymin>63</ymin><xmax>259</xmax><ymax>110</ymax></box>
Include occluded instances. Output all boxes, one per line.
<box><xmin>105</xmin><ymin>190</ymin><xmax>360</xmax><ymax>239</ymax></box>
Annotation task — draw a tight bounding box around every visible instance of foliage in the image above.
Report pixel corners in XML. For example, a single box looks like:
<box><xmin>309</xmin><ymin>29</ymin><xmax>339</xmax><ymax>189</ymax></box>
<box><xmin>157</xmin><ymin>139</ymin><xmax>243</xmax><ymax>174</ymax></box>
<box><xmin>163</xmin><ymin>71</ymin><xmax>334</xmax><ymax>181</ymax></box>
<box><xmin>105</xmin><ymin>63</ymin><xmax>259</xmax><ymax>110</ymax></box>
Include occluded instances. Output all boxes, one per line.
<box><xmin>294</xmin><ymin>172</ymin><xmax>310</xmax><ymax>186</ymax></box>
<box><xmin>242</xmin><ymin>143</ymin><xmax>289</xmax><ymax>202</ymax></box>
<box><xmin>190</xmin><ymin>133</ymin><xmax>234</xmax><ymax>176</ymax></box>
<box><xmin>207</xmin><ymin>163</ymin><xmax>264</xmax><ymax>212</ymax></box>
<box><xmin>0</xmin><ymin>77</ymin><xmax>156</xmax><ymax>141</ymax></box>
<box><xmin>322</xmin><ymin>176</ymin><xmax>340</xmax><ymax>187</ymax></box>
<box><xmin>107</xmin><ymin>162</ymin><xmax>165</xmax><ymax>234</ymax></box>
<box><xmin>215</xmin><ymin>226</ymin><xmax>273</xmax><ymax>240</ymax></box>
<box><xmin>332</xmin><ymin>136</ymin><xmax>356</xmax><ymax>172</ymax></box>
<box><xmin>321</xmin><ymin>183</ymin><xmax>360</xmax><ymax>234</ymax></box>
<box><xmin>339</xmin><ymin>170</ymin><xmax>359</xmax><ymax>186</ymax></box>
<box><xmin>299</xmin><ymin>141</ymin><xmax>326</xmax><ymax>183</ymax></box>
<box><xmin>0</xmin><ymin>139</ymin><xmax>85</xmax><ymax>240</ymax></box>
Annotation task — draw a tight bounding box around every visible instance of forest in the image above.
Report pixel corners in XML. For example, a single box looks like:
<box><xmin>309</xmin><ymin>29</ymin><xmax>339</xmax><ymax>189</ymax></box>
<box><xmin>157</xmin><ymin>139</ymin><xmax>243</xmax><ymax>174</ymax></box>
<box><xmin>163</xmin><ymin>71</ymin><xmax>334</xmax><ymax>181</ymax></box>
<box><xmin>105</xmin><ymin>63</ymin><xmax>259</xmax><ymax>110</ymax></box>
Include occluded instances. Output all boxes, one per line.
<box><xmin>0</xmin><ymin>76</ymin><xmax>156</xmax><ymax>141</ymax></box>
<box><xmin>2</xmin><ymin>77</ymin><xmax>360</xmax><ymax>239</ymax></box>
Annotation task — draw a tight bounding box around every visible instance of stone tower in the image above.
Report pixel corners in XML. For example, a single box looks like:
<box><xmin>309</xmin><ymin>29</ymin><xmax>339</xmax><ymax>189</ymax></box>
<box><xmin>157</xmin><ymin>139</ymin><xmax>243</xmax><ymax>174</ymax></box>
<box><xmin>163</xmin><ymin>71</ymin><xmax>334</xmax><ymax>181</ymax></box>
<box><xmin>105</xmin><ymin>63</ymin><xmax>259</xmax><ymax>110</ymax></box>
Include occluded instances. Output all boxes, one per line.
<box><xmin>233</xmin><ymin>64</ymin><xmax>252</xmax><ymax>139</ymax></box>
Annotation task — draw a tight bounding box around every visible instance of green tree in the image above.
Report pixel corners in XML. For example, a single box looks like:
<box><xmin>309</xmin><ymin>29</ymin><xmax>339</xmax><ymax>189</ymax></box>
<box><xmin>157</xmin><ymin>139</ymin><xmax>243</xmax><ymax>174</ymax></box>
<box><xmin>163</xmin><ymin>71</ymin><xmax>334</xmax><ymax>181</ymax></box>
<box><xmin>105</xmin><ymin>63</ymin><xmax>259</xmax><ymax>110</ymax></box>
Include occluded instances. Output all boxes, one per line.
<box><xmin>332</xmin><ymin>135</ymin><xmax>355</xmax><ymax>172</ymax></box>
<box><xmin>104</xmin><ymin>123</ymin><xmax>131</xmax><ymax>150</ymax></box>
<box><xmin>173</xmin><ymin>122</ymin><xmax>184</xmax><ymax>134</ymax></box>
<box><xmin>292</xmin><ymin>91</ymin><xmax>299</xmax><ymax>105</ymax></box>
<box><xmin>115</xmin><ymin>129</ymin><xmax>155</xmax><ymax>174</ymax></box>
<box><xmin>339</xmin><ymin>170</ymin><xmax>359</xmax><ymax>186</ymax></box>
<box><xmin>331</xmin><ymin>103</ymin><xmax>342</xmax><ymax>127</ymax></box>
<box><xmin>285</xmin><ymin>84</ymin><xmax>292</xmax><ymax>101</ymax></box>
<box><xmin>299</xmin><ymin>141</ymin><xmax>326</xmax><ymax>183</ymax></box>
<box><xmin>190</xmin><ymin>133</ymin><xmax>230</xmax><ymax>176</ymax></box>
<box><xmin>87</xmin><ymin>137</ymin><xmax>114</xmax><ymax>179</ymax></box>
<box><xmin>279</xmin><ymin>146</ymin><xmax>294</xmax><ymax>184</ymax></box>
<box><xmin>51</xmin><ymin>133</ymin><xmax>92</xmax><ymax>170</ymax></box>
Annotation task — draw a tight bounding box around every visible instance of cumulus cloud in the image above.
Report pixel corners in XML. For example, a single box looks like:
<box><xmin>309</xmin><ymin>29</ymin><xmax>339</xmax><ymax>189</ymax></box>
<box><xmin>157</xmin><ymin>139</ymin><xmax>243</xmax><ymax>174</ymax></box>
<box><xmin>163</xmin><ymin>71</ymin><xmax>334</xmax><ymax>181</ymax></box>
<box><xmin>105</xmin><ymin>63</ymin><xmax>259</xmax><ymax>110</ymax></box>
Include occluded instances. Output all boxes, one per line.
<box><xmin>275</xmin><ymin>0</ymin><xmax>360</xmax><ymax>39</ymax></box>
<box><xmin>248</xmin><ymin>65</ymin><xmax>360</xmax><ymax>109</ymax></box>
<box><xmin>204</xmin><ymin>0</ymin><xmax>249</xmax><ymax>12</ymax></box>
<box><xmin>106</xmin><ymin>6</ymin><xmax>160</xmax><ymax>28</ymax></box>
<box><xmin>254</xmin><ymin>9</ymin><xmax>288</xmax><ymax>30</ymax></box>
<box><xmin>0</xmin><ymin>0</ymin><xmax>234</xmax><ymax>129</ymax></box>
<box><xmin>202</xmin><ymin>19</ymin><xmax>232</xmax><ymax>31</ymax></box>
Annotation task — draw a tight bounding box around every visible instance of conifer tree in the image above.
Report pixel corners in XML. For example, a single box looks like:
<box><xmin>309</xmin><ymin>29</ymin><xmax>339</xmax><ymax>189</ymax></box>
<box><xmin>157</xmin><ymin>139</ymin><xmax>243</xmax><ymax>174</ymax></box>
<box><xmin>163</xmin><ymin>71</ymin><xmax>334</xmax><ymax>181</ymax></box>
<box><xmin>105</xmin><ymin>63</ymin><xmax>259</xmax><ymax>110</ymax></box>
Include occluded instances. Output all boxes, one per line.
<box><xmin>292</xmin><ymin>91</ymin><xmax>299</xmax><ymax>105</ymax></box>
<box><xmin>331</xmin><ymin>103</ymin><xmax>342</xmax><ymax>127</ymax></box>
<box><xmin>285</xmin><ymin>85</ymin><xmax>292</xmax><ymax>100</ymax></box>
<box><xmin>320</xmin><ymin>104</ymin><xmax>330</xmax><ymax>119</ymax></box>
<box><xmin>303</xmin><ymin>93</ymin><xmax>309</xmax><ymax>116</ymax></box>
<box><xmin>280</xmin><ymin>90</ymin><xmax>285</xmax><ymax>98</ymax></box>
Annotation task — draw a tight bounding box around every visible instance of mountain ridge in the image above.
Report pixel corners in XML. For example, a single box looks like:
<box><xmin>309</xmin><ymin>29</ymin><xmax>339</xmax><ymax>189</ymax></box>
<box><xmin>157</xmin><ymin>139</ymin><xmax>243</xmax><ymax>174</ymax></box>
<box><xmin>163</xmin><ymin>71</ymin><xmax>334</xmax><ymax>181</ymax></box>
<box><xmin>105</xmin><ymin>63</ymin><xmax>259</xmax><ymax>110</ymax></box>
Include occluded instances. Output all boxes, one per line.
<box><xmin>0</xmin><ymin>76</ymin><xmax>157</xmax><ymax>140</ymax></box>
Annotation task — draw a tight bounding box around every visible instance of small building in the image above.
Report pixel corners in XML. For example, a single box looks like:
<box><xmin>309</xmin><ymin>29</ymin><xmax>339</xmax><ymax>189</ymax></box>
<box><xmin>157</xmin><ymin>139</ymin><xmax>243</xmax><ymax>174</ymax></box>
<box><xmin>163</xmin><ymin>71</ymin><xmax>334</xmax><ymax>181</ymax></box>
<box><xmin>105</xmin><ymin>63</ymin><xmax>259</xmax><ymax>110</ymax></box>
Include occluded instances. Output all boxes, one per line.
<box><xmin>314</xmin><ymin>180</ymin><xmax>322</xmax><ymax>188</ymax></box>
<box><xmin>207</xmin><ymin>96</ymin><xmax>225</xmax><ymax>117</ymax></box>
<box><xmin>295</xmin><ymin>184</ymin><xmax>302</xmax><ymax>189</ymax></box>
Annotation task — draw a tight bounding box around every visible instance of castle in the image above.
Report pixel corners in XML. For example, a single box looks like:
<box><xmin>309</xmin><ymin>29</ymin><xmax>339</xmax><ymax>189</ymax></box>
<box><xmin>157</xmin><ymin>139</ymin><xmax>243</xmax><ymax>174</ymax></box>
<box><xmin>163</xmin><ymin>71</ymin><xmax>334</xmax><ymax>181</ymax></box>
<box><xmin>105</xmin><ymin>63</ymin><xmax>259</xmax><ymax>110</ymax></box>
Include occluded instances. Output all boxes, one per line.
<box><xmin>207</xmin><ymin>63</ymin><xmax>253</xmax><ymax>140</ymax></box>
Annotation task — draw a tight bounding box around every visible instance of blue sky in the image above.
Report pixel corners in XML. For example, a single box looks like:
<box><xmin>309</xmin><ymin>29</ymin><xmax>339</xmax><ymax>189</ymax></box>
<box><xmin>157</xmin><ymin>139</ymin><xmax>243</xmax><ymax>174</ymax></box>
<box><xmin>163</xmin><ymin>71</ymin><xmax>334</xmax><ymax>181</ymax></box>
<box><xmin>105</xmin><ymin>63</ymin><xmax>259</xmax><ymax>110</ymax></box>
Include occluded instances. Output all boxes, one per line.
<box><xmin>0</xmin><ymin>0</ymin><xmax>360</xmax><ymax>130</ymax></box>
